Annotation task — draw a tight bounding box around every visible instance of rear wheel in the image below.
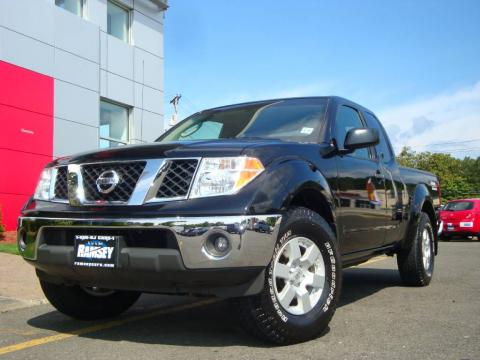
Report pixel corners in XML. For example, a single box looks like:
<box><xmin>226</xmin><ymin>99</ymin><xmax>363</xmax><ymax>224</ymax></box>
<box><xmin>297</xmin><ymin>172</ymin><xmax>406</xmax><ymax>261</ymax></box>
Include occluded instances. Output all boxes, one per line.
<box><xmin>233</xmin><ymin>207</ymin><xmax>341</xmax><ymax>345</ymax></box>
<box><xmin>397</xmin><ymin>212</ymin><xmax>435</xmax><ymax>286</ymax></box>
<box><xmin>40</xmin><ymin>280</ymin><xmax>141</xmax><ymax>320</ymax></box>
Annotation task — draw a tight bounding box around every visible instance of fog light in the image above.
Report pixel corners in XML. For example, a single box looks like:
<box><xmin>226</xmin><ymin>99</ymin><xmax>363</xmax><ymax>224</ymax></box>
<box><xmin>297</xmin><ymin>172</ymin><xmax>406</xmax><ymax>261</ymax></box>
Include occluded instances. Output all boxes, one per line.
<box><xmin>214</xmin><ymin>236</ymin><xmax>229</xmax><ymax>253</ymax></box>
<box><xmin>204</xmin><ymin>233</ymin><xmax>232</xmax><ymax>258</ymax></box>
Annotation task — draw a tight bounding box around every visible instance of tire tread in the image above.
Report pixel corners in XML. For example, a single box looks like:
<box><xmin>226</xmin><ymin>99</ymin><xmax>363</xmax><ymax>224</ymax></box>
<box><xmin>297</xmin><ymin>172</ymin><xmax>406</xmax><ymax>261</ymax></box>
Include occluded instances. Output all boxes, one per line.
<box><xmin>397</xmin><ymin>212</ymin><xmax>434</xmax><ymax>286</ymax></box>
<box><xmin>233</xmin><ymin>207</ymin><xmax>340</xmax><ymax>344</ymax></box>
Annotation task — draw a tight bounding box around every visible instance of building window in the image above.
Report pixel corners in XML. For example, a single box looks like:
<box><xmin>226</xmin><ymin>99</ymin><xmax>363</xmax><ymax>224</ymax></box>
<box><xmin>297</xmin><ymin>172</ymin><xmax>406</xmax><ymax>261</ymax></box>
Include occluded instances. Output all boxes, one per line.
<box><xmin>55</xmin><ymin>0</ymin><xmax>84</xmax><ymax>17</ymax></box>
<box><xmin>107</xmin><ymin>0</ymin><xmax>130</xmax><ymax>43</ymax></box>
<box><xmin>100</xmin><ymin>100</ymin><xmax>130</xmax><ymax>148</ymax></box>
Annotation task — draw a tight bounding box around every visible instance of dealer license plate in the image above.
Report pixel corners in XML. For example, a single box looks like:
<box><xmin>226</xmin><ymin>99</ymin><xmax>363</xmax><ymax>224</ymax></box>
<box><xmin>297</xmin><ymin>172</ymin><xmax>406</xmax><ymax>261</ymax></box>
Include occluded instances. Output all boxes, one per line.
<box><xmin>73</xmin><ymin>235</ymin><xmax>120</xmax><ymax>268</ymax></box>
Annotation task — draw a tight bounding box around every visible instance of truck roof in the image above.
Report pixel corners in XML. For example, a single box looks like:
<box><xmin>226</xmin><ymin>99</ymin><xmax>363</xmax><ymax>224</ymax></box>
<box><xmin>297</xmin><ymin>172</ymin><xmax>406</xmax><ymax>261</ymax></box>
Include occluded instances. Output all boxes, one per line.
<box><xmin>201</xmin><ymin>96</ymin><xmax>376</xmax><ymax>116</ymax></box>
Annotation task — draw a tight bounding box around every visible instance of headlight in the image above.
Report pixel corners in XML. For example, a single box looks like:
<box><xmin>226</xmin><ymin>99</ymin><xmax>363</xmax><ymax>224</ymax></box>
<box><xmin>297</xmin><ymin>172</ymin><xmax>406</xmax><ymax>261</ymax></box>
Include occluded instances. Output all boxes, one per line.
<box><xmin>33</xmin><ymin>168</ymin><xmax>54</xmax><ymax>200</ymax></box>
<box><xmin>190</xmin><ymin>157</ymin><xmax>264</xmax><ymax>198</ymax></box>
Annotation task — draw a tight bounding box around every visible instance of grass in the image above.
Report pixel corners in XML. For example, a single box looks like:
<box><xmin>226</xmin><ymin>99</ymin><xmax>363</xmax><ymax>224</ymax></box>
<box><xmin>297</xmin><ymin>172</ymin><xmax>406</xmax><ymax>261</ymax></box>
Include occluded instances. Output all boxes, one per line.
<box><xmin>0</xmin><ymin>243</ymin><xmax>19</xmax><ymax>255</ymax></box>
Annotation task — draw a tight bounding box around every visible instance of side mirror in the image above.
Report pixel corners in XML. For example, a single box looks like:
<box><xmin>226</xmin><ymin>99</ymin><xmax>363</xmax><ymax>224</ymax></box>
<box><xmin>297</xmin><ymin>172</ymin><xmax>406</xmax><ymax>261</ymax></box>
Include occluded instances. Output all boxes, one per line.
<box><xmin>343</xmin><ymin>128</ymin><xmax>379</xmax><ymax>151</ymax></box>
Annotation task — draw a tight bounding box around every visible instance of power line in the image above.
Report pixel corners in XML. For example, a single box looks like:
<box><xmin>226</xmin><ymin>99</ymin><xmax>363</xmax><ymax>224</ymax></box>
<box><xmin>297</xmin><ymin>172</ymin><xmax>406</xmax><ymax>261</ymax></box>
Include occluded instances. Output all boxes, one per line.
<box><xmin>170</xmin><ymin>103</ymin><xmax>194</xmax><ymax>118</ymax></box>
<box><xmin>430</xmin><ymin>147</ymin><xmax>480</xmax><ymax>153</ymax></box>
<box><xmin>427</xmin><ymin>138</ymin><xmax>480</xmax><ymax>147</ymax></box>
<box><xmin>182</xmin><ymin>95</ymin><xmax>200</xmax><ymax>113</ymax></box>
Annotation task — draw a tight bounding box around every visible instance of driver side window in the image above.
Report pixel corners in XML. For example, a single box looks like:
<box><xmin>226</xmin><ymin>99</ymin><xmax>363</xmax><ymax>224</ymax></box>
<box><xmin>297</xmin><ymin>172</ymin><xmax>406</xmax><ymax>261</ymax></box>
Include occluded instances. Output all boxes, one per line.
<box><xmin>334</xmin><ymin>105</ymin><xmax>369</xmax><ymax>159</ymax></box>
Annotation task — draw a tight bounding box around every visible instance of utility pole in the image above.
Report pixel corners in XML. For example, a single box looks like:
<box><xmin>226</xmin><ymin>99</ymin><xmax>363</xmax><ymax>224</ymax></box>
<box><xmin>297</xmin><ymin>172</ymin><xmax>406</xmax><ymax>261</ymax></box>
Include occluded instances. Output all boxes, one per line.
<box><xmin>169</xmin><ymin>94</ymin><xmax>182</xmax><ymax>126</ymax></box>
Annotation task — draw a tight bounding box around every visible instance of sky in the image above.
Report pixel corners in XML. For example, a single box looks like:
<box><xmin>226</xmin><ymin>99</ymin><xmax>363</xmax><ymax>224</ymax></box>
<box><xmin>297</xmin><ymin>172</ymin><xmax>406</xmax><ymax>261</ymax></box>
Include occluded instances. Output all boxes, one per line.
<box><xmin>163</xmin><ymin>0</ymin><xmax>480</xmax><ymax>158</ymax></box>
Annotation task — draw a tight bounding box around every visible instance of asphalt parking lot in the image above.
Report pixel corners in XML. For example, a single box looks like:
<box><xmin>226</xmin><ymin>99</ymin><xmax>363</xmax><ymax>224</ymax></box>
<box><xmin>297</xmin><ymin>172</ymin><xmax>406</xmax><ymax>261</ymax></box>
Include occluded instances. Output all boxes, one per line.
<box><xmin>0</xmin><ymin>241</ymin><xmax>479</xmax><ymax>360</ymax></box>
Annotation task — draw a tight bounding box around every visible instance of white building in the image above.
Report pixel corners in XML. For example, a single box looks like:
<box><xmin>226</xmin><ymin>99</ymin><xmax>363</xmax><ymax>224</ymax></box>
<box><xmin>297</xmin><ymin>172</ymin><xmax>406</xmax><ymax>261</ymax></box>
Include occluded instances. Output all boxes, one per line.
<box><xmin>0</xmin><ymin>0</ymin><xmax>167</xmax><ymax>230</ymax></box>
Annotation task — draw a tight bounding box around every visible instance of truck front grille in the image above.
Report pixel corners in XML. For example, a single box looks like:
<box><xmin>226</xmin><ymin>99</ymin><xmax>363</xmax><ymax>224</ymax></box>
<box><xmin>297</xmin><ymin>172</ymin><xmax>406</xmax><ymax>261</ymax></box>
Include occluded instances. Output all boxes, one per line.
<box><xmin>54</xmin><ymin>167</ymin><xmax>68</xmax><ymax>200</ymax></box>
<box><xmin>81</xmin><ymin>161</ymin><xmax>146</xmax><ymax>202</ymax></box>
<box><xmin>156</xmin><ymin>159</ymin><xmax>198</xmax><ymax>199</ymax></box>
<box><xmin>42</xmin><ymin>228</ymin><xmax>179</xmax><ymax>249</ymax></box>
<box><xmin>50</xmin><ymin>159</ymin><xmax>199</xmax><ymax>205</ymax></box>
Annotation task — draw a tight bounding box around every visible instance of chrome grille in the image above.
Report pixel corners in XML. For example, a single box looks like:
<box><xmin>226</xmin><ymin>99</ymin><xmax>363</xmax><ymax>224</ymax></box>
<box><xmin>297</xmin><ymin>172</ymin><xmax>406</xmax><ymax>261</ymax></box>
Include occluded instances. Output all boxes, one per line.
<box><xmin>54</xmin><ymin>167</ymin><xmax>68</xmax><ymax>200</ymax></box>
<box><xmin>156</xmin><ymin>159</ymin><xmax>198</xmax><ymax>199</ymax></box>
<box><xmin>81</xmin><ymin>162</ymin><xmax>146</xmax><ymax>202</ymax></box>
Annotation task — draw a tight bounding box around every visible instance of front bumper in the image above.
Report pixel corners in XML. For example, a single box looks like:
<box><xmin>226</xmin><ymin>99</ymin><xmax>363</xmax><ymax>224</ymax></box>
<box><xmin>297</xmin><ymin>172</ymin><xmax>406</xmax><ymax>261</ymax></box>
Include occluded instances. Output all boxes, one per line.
<box><xmin>17</xmin><ymin>214</ymin><xmax>281</xmax><ymax>296</ymax></box>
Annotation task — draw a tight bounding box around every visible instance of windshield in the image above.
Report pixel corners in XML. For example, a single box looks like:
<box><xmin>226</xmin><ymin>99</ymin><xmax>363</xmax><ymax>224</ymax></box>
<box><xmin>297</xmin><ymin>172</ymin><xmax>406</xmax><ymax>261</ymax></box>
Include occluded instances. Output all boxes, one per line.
<box><xmin>157</xmin><ymin>98</ymin><xmax>327</xmax><ymax>143</ymax></box>
<box><xmin>443</xmin><ymin>201</ymin><xmax>474</xmax><ymax>211</ymax></box>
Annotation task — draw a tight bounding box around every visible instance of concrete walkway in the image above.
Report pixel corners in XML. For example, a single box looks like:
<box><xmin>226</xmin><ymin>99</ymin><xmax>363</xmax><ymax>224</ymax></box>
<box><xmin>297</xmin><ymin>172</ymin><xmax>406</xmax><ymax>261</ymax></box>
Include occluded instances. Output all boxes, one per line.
<box><xmin>0</xmin><ymin>253</ymin><xmax>46</xmax><ymax>312</ymax></box>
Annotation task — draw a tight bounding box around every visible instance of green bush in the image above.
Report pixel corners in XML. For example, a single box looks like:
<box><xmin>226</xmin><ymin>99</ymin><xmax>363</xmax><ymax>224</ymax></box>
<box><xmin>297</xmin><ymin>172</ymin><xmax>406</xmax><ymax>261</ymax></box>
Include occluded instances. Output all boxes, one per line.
<box><xmin>0</xmin><ymin>207</ymin><xmax>5</xmax><ymax>235</ymax></box>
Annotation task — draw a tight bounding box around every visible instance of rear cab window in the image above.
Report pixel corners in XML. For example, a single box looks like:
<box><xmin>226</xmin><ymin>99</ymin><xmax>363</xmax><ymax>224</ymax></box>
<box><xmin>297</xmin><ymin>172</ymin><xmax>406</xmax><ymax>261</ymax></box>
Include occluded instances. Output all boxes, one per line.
<box><xmin>444</xmin><ymin>201</ymin><xmax>474</xmax><ymax>211</ymax></box>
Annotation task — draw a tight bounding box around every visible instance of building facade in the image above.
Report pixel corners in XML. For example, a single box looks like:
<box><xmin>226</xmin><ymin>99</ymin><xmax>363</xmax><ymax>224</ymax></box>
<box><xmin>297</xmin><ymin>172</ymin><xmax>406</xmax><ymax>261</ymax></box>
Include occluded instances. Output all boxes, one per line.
<box><xmin>0</xmin><ymin>0</ymin><xmax>167</xmax><ymax>230</ymax></box>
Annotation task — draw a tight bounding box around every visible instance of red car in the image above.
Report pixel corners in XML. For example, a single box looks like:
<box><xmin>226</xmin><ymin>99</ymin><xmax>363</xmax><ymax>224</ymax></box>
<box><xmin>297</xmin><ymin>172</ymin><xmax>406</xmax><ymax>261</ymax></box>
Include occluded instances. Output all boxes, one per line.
<box><xmin>439</xmin><ymin>199</ymin><xmax>480</xmax><ymax>240</ymax></box>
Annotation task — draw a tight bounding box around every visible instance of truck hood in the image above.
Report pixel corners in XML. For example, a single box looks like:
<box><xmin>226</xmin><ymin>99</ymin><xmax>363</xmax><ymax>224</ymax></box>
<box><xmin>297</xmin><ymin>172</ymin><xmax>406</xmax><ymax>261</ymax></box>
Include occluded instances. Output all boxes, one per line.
<box><xmin>53</xmin><ymin>139</ymin><xmax>287</xmax><ymax>166</ymax></box>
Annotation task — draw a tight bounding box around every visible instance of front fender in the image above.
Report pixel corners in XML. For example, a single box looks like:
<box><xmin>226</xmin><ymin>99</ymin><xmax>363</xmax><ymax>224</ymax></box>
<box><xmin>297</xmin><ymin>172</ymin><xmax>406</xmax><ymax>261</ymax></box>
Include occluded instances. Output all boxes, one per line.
<box><xmin>248</xmin><ymin>158</ymin><xmax>336</xmax><ymax>223</ymax></box>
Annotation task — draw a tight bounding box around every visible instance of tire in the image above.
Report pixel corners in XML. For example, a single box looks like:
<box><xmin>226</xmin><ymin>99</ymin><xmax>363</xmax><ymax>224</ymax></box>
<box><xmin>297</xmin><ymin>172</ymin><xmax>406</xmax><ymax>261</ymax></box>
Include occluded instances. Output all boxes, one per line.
<box><xmin>40</xmin><ymin>280</ymin><xmax>141</xmax><ymax>320</ymax></box>
<box><xmin>397</xmin><ymin>212</ymin><xmax>435</xmax><ymax>286</ymax></box>
<box><xmin>232</xmin><ymin>207</ymin><xmax>342</xmax><ymax>345</ymax></box>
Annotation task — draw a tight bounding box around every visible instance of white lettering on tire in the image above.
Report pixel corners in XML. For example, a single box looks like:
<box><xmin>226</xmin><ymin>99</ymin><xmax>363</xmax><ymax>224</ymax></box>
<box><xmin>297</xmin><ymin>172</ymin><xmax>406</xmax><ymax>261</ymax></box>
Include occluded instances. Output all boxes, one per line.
<box><xmin>269</xmin><ymin>230</ymin><xmax>337</xmax><ymax>322</ymax></box>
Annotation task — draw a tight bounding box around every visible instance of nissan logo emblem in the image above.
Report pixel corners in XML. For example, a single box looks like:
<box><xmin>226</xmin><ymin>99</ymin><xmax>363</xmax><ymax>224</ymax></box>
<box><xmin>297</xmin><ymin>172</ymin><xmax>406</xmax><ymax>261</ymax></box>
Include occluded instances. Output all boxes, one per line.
<box><xmin>96</xmin><ymin>170</ymin><xmax>121</xmax><ymax>194</ymax></box>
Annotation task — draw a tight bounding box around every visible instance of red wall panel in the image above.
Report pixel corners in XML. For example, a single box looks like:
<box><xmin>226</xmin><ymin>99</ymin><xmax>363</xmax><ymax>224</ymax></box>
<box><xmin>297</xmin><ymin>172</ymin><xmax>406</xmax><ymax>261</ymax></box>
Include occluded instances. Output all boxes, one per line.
<box><xmin>0</xmin><ymin>149</ymin><xmax>51</xmax><ymax>195</ymax></box>
<box><xmin>0</xmin><ymin>104</ymin><xmax>53</xmax><ymax>155</ymax></box>
<box><xmin>0</xmin><ymin>194</ymin><xmax>30</xmax><ymax>232</ymax></box>
<box><xmin>0</xmin><ymin>60</ymin><xmax>53</xmax><ymax>231</ymax></box>
<box><xmin>0</xmin><ymin>61</ymin><xmax>53</xmax><ymax>116</ymax></box>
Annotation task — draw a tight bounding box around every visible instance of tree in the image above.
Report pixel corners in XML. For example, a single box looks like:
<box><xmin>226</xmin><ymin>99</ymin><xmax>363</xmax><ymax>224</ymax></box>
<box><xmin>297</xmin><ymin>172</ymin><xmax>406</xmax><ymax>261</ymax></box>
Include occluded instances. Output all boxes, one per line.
<box><xmin>463</xmin><ymin>157</ymin><xmax>480</xmax><ymax>194</ymax></box>
<box><xmin>397</xmin><ymin>147</ymin><xmax>479</xmax><ymax>202</ymax></box>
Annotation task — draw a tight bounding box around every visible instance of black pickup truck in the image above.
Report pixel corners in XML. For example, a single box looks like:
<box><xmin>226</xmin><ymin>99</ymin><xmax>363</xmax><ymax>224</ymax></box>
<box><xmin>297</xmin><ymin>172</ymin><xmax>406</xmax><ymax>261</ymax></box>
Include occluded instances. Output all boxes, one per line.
<box><xmin>18</xmin><ymin>96</ymin><xmax>440</xmax><ymax>344</ymax></box>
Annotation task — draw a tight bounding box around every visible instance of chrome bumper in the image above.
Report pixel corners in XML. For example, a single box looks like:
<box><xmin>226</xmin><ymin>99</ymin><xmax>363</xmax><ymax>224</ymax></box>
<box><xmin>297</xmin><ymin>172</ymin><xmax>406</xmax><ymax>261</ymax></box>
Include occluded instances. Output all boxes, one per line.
<box><xmin>17</xmin><ymin>215</ymin><xmax>282</xmax><ymax>269</ymax></box>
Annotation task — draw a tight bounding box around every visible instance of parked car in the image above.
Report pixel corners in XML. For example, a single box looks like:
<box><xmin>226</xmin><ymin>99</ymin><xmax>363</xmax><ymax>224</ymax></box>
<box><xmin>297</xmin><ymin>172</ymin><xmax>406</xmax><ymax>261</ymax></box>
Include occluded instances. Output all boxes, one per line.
<box><xmin>18</xmin><ymin>96</ymin><xmax>440</xmax><ymax>344</ymax></box>
<box><xmin>439</xmin><ymin>199</ymin><xmax>480</xmax><ymax>240</ymax></box>
<box><xmin>183</xmin><ymin>227</ymin><xmax>209</xmax><ymax>237</ymax></box>
<box><xmin>253</xmin><ymin>220</ymin><xmax>271</xmax><ymax>233</ymax></box>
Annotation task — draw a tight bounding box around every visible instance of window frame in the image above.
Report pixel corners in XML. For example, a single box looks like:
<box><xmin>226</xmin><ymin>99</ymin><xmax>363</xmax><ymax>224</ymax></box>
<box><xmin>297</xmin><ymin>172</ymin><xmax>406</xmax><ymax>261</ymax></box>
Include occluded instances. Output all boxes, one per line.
<box><xmin>55</xmin><ymin>0</ymin><xmax>85</xmax><ymax>18</ymax></box>
<box><xmin>332</xmin><ymin>104</ymin><xmax>374</xmax><ymax>160</ymax></box>
<box><xmin>99</xmin><ymin>99</ymin><xmax>131</xmax><ymax>148</ymax></box>
<box><xmin>107</xmin><ymin>0</ymin><xmax>132</xmax><ymax>44</ymax></box>
<box><xmin>362</xmin><ymin>111</ymin><xmax>395</xmax><ymax>163</ymax></box>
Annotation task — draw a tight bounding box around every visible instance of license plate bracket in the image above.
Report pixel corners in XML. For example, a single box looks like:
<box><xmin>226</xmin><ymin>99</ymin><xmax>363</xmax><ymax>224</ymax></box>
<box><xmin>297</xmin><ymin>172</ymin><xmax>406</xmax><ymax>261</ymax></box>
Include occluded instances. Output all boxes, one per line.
<box><xmin>73</xmin><ymin>235</ymin><xmax>120</xmax><ymax>268</ymax></box>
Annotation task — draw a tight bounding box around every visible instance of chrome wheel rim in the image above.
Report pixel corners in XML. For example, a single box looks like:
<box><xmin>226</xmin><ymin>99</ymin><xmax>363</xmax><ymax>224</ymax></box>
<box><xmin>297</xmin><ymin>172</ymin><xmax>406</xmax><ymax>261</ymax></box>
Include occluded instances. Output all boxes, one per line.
<box><xmin>273</xmin><ymin>237</ymin><xmax>326</xmax><ymax>316</ymax></box>
<box><xmin>422</xmin><ymin>229</ymin><xmax>432</xmax><ymax>272</ymax></box>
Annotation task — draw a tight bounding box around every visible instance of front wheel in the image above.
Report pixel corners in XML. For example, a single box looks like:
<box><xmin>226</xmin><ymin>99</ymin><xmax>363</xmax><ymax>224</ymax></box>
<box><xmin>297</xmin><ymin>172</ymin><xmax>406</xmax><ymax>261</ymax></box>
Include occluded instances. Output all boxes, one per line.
<box><xmin>397</xmin><ymin>212</ymin><xmax>435</xmax><ymax>286</ymax></box>
<box><xmin>233</xmin><ymin>207</ymin><xmax>342</xmax><ymax>345</ymax></box>
<box><xmin>40</xmin><ymin>280</ymin><xmax>141</xmax><ymax>320</ymax></box>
